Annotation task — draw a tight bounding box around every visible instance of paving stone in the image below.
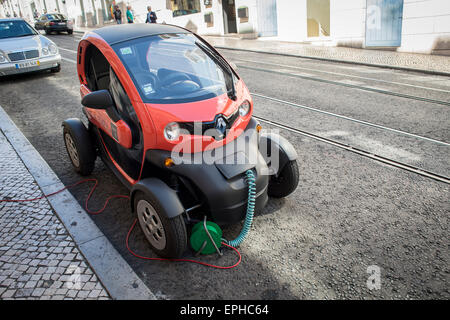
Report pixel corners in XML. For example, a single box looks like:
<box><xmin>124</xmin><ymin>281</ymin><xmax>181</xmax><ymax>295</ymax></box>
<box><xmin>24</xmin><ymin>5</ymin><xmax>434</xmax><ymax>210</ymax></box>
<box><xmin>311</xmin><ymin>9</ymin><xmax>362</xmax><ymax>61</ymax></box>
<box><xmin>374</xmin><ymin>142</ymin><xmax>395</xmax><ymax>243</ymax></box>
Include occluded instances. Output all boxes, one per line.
<box><xmin>2</xmin><ymin>289</ymin><xmax>16</xmax><ymax>298</ymax></box>
<box><xmin>88</xmin><ymin>289</ymin><xmax>102</xmax><ymax>298</ymax></box>
<box><xmin>31</xmin><ymin>288</ymin><xmax>45</xmax><ymax>297</ymax></box>
<box><xmin>0</xmin><ymin>131</ymin><xmax>110</xmax><ymax>300</ymax></box>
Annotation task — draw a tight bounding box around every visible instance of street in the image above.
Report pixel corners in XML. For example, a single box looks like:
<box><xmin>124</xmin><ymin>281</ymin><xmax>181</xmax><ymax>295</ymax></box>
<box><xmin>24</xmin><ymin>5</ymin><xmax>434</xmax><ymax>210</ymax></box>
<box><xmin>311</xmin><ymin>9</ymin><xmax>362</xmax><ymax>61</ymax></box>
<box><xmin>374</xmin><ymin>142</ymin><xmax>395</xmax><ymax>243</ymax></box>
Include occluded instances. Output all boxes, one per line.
<box><xmin>0</xmin><ymin>32</ymin><xmax>448</xmax><ymax>299</ymax></box>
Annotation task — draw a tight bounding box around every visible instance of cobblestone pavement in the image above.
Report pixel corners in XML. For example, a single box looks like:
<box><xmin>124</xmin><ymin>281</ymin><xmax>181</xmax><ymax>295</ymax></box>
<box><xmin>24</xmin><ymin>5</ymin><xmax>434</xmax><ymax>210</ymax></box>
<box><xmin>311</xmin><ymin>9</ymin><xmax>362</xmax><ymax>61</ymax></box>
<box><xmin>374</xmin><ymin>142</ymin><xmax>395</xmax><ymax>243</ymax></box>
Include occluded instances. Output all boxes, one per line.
<box><xmin>204</xmin><ymin>36</ymin><xmax>450</xmax><ymax>74</ymax></box>
<box><xmin>0</xmin><ymin>130</ymin><xmax>110</xmax><ymax>300</ymax></box>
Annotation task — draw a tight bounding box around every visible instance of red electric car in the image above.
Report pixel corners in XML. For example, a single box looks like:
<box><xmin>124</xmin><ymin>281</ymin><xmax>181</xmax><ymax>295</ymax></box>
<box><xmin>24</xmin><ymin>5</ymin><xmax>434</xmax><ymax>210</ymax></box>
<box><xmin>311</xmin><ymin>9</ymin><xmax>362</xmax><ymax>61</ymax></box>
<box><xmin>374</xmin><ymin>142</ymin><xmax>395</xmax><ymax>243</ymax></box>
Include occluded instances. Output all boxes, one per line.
<box><xmin>63</xmin><ymin>24</ymin><xmax>299</xmax><ymax>258</ymax></box>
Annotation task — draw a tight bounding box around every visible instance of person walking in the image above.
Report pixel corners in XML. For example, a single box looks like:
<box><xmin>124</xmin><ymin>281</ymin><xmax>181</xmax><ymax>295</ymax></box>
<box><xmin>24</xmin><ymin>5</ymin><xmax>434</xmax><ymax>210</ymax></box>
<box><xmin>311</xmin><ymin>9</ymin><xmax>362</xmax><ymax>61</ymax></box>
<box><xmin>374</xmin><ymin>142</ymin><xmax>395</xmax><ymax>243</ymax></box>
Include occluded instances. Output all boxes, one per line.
<box><xmin>145</xmin><ymin>6</ymin><xmax>157</xmax><ymax>23</ymax></box>
<box><xmin>126</xmin><ymin>6</ymin><xmax>134</xmax><ymax>23</ymax></box>
<box><xmin>113</xmin><ymin>5</ymin><xmax>122</xmax><ymax>24</ymax></box>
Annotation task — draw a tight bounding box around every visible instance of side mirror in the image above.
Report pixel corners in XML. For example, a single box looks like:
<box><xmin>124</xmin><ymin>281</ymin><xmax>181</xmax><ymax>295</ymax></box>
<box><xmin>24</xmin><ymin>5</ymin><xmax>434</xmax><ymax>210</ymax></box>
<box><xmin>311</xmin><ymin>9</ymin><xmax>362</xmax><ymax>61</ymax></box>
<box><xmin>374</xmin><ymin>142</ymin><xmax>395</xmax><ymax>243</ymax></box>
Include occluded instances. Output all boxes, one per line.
<box><xmin>81</xmin><ymin>90</ymin><xmax>114</xmax><ymax>110</ymax></box>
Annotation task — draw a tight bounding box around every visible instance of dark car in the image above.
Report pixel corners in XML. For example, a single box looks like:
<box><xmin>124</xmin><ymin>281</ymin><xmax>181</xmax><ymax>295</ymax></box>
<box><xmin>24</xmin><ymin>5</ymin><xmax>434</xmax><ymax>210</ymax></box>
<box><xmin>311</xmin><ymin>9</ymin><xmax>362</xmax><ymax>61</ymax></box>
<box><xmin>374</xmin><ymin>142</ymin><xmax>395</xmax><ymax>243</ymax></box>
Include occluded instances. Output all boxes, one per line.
<box><xmin>34</xmin><ymin>13</ymin><xmax>73</xmax><ymax>35</ymax></box>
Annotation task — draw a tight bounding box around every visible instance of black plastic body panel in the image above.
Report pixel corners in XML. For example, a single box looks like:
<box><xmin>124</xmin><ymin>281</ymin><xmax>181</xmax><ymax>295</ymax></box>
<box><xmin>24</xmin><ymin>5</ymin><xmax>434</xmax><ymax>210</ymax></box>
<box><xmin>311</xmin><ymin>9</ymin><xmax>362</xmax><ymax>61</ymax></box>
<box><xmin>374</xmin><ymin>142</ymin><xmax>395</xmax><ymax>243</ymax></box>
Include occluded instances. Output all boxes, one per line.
<box><xmin>259</xmin><ymin>132</ymin><xmax>298</xmax><ymax>175</ymax></box>
<box><xmin>130</xmin><ymin>178</ymin><xmax>185</xmax><ymax>218</ymax></box>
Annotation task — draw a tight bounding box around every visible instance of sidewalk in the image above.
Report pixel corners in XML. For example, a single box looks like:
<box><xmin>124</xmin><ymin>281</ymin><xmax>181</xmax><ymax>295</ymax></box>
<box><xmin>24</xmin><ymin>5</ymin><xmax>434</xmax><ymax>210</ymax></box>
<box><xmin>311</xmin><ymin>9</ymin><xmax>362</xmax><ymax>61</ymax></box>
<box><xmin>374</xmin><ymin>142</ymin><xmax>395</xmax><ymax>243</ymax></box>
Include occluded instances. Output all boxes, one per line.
<box><xmin>0</xmin><ymin>130</ymin><xmax>110</xmax><ymax>300</ymax></box>
<box><xmin>203</xmin><ymin>36</ymin><xmax>450</xmax><ymax>76</ymax></box>
<box><xmin>73</xmin><ymin>27</ymin><xmax>450</xmax><ymax>76</ymax></box>
<box><xmin>0</xmin><ymin>107</ymin><xmax>155</xmax><ymax>300</ymax></box>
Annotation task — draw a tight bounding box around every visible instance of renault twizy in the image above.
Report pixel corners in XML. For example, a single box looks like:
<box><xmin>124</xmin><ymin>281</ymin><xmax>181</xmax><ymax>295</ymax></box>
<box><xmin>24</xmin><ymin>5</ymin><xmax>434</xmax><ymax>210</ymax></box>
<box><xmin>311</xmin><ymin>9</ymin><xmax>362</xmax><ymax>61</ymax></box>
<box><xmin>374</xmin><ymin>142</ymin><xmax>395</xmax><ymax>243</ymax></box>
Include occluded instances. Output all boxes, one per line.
<box><xmin>63</xmin><ymin>24</ymin><xmax>299</xmax><ymax>258</ymax></box>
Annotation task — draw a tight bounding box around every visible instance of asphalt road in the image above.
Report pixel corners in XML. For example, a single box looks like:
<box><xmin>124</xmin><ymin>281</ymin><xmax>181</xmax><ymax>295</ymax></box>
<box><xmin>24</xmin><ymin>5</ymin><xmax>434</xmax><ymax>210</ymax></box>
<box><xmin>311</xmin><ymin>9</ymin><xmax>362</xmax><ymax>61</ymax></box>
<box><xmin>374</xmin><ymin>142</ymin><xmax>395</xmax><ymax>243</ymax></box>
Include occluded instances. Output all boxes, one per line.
<box><xmin>0</xmin><ymin>32</ymin><xmax>448</xmax><ymax>299</ymax></box>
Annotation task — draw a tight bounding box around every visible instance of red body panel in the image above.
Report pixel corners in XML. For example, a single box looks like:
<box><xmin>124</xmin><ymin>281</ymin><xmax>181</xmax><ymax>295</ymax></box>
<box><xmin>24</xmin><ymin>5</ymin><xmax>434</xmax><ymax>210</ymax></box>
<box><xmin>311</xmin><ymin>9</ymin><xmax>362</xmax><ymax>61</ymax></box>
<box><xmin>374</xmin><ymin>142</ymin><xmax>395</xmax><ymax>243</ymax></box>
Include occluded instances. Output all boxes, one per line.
<box><xmin>148</xmin><ymin>79</ymin><xmax>252</xmax><ymax>152</ymax></box>
<box><xmin>81</xmin><ymin>85</ymin><xmax>133</xmax><ymax>149</ymax></box>
<box><xmin>77</xmin><ymin>31</ymin><xmax>253</xmax><ymax>185</ymax></box>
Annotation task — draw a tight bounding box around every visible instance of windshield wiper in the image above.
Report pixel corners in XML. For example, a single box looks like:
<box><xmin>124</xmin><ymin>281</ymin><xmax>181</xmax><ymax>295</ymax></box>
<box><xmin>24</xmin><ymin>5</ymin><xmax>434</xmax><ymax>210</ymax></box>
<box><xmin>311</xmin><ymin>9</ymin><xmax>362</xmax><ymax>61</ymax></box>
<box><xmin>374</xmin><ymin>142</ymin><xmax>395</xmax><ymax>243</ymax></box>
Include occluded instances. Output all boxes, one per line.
<box><xmin>195</xmin><ymin>41</ymin><xmax>237</xmax><ymax>101</ymax></box>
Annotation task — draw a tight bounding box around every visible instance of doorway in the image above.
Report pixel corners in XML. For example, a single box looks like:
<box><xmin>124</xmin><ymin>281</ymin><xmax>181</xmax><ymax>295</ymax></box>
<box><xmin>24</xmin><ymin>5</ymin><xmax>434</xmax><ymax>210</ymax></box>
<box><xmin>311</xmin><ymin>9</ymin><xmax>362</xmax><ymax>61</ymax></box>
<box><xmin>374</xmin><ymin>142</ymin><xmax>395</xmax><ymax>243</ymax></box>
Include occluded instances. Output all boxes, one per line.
<box><xmin>222</xmin><ymin>0</ymin><xmax>237</xmax><ymax>34</ymax></box>
<box><xmin>365</xmin><ymin>0</ymin><xmax>404</xmax><ymax>47</ymax></box>
<box><xmin>307</xmin><ymin>0</ymin><xmax>330</xmax><ymax>38</ymax></box>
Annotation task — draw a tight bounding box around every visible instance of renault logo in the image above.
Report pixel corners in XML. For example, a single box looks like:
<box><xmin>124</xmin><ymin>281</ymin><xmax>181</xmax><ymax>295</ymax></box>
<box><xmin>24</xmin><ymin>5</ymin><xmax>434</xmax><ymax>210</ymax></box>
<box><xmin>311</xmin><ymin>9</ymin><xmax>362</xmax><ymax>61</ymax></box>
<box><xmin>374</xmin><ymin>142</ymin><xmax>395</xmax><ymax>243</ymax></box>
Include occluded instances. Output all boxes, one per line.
<box><xmin>215</xmin><ymin>116</ymin><xmax>227</xmax><ymax>140</ymax></box>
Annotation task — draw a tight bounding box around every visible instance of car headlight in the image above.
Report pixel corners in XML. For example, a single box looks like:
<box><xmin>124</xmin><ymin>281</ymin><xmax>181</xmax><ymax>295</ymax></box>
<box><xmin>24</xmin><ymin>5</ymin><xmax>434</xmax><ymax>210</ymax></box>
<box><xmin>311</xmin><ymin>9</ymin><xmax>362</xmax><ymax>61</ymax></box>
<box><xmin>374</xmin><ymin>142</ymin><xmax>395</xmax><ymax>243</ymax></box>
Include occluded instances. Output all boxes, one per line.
<box><xmin>164</xmin><ymin>122</ymin><xmax>180</xmax><ymax>141</ymax></box>
<box><xmin>42</xmin><ymin>47</ymin><xmax>49</xmax><ymax>55</ymax></box>
<box><xmin>0</xmin><ymin>51</ymin><xmax>7</xmax><ymax>63</ymax></box>
<box><xmin>239</xmin><ymin>100</ymin><xmax>251</xmax><ymax>116</ymax></box>
<box><xmin>48</xmin><ymin>43</ymin><xmax>58</xmax><ymax>55</ymax></box>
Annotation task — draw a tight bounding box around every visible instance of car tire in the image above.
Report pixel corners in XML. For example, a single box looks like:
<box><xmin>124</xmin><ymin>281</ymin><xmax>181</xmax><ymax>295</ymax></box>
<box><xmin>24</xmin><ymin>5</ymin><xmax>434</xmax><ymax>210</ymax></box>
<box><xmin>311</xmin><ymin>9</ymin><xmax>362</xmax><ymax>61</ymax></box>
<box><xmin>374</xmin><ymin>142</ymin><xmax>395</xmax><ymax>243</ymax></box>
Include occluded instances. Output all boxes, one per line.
<box><xmin>268</xmin><ymin>160</ymin><xmax>299</xmax><ymax>198</ymax></box>
<box><xmin>134</xmin><ymin>191</ymin><xmax>187</xmax><ymax>258</ymax></box>
<box><xmin>62</xmin><ymin>119</ymin><xmax>96</xmax><ymax>176</ymax></box>
<box><xmin>45</xmin><ymin>28</ymin><xmax>51</xmax><ymax>35</ymax></box>
<box><xmin>68</xmin><ymin>30</ymin><xmax>73</xmax><ymax>35</ymax></box>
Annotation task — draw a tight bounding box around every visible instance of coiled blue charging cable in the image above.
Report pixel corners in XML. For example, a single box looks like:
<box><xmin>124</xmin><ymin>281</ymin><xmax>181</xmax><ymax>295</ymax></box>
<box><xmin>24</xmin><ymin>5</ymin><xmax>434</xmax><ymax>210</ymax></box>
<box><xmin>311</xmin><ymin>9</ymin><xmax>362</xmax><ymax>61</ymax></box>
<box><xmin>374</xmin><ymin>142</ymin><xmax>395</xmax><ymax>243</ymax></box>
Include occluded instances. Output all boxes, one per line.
<box><xmin>224</xmin><ymin>169</ymin><xmax>256</xmax><ymax>248</ymax></box>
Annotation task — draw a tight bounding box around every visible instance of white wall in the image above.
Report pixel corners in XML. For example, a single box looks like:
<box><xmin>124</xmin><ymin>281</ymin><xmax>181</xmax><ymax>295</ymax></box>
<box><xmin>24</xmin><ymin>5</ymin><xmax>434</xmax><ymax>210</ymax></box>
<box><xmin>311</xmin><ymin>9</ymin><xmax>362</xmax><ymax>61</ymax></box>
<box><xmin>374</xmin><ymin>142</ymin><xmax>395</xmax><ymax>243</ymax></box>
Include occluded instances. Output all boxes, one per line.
<box><xmin>400</xmin><ymin>0</ymin><xmax>450</xmax><ymax>54</ymax></box>
<box><xmin>274</xmin><ymin>0</ymin><xmax>450</xmax><ymax>54</ymax></box>
<box><xmin>329</xmin><ymin>0</ymin><xmax>450</xmax><ymax>54</ymax></box>
<box><xmin>235</xmin><ymin>0</ymin><xmax>258</xmax><ymax>34</ymax></box>
<box><xmin>276</xmin><ymin>0</ymin><xmax>307</xmax><ymax>42</ymax></box>
<box><xmin>168</xmin><ymin>0</ymin><xmax>225</xmax><ymax>35</ymax></box>
<box><xmin>330</xmin><ymin>0</ymin><xmax>366</xmax><ymax>48</ymax></box>
<box><xmin>3</xmin><ymin>0</ymin><xmax>448</xmax><ymax>55</ymax></box>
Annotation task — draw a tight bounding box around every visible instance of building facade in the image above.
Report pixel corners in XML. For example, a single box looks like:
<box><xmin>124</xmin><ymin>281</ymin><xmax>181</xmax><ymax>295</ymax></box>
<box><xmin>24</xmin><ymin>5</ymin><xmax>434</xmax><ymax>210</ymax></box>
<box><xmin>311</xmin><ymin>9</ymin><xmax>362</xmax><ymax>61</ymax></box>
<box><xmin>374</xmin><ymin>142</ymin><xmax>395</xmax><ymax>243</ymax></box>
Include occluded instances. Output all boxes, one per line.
<box><xmin>1</xmin><ymin>0</ymin><xmax>449</xmax><ymax>55</ymax></box>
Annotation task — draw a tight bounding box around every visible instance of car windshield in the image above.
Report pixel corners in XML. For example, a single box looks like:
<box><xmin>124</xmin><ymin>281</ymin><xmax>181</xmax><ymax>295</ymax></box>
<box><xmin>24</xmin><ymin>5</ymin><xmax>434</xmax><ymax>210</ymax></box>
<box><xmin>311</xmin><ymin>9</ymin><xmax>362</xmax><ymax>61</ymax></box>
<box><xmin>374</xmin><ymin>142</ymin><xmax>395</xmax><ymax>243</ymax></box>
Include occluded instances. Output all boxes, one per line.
<box><xmin>113</xmin><ymin>33</ymin><xmax>231</xmax><ymax>104</ymax></box>
<box><xmin>0</xmin><ymin>20</ymin><xmax>37</xmax><ymax>39</ymax></box>
<box><xmin>47</xmin><ymin>14</ymin><xmax>66</xmax><ymax>20</ymax></box>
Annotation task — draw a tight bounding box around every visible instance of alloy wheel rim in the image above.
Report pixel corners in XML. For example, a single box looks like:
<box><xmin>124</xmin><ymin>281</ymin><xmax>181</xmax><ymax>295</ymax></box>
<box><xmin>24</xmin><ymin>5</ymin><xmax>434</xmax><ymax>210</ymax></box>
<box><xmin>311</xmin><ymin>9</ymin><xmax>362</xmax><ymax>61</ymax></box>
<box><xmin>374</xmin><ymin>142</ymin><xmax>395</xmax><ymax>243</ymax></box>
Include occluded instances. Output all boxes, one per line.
<box><xmin>65</xmin><ymin>133</ymin><xmax>80</xmax><ymax>167</ymax></box>
<box><xmin>137</xmin><ymin>200</ymin><xmax>166</xmax><ymax>250</ymax></box>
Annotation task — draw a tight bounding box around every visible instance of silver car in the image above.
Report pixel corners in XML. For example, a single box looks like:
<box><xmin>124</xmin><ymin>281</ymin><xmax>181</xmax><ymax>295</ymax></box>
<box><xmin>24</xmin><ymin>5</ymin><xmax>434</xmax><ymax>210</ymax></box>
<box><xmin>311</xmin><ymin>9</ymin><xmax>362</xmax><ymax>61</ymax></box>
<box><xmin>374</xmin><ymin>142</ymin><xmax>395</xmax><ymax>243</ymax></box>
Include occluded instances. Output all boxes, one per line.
<box><xmin>0</xmin><ymin>18</ymin><xmax>61</xmax><ymax>76</ymax></box>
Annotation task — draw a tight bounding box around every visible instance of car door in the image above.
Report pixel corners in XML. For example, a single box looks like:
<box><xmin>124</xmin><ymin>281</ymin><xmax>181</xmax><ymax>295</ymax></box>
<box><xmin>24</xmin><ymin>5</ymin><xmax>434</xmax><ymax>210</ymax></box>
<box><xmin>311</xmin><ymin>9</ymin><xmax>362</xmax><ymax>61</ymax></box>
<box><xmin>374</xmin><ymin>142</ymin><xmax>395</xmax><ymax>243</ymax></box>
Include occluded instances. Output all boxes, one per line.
<box><xmin>103</xmin><ymin>68</ymin><xmax>144</xmax><ymax>181</ymax></box>
<box><xmin>84</xmin><ymin>46</ymin><xmax>143</xmax><ymax>180</ymax></box>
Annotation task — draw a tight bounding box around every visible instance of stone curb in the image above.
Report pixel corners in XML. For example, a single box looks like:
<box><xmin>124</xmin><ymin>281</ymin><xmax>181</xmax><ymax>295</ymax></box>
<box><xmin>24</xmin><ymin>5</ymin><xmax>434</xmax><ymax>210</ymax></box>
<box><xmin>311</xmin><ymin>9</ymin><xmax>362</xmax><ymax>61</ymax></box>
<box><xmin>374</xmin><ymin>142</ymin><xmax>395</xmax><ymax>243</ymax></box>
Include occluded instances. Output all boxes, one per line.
<box><xmin>0</xmin><ymin>106</ymin><xmax>156</xmax><ymax>300</ymax></box>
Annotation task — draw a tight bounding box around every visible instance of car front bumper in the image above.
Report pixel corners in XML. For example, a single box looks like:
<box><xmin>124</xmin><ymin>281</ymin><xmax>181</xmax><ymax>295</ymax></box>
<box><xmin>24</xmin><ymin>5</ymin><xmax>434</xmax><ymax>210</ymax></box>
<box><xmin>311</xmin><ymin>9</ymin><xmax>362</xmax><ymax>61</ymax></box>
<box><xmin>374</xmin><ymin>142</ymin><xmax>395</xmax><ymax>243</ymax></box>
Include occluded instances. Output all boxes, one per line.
<box><xmin>0</xmin><ymin>54</ymin><xmax>61</xmax><ymax>76</ymax></box>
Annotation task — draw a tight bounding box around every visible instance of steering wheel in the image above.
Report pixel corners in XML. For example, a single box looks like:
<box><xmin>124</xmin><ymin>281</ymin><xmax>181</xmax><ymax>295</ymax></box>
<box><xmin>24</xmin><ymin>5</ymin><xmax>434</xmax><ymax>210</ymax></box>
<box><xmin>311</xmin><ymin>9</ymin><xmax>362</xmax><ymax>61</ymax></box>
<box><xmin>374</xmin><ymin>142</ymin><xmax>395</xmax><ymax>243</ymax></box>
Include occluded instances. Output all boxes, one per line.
<box><xmin>160</xmin><ymin>72</ymin><xmax>191</xmax><ymax>88</ymax></box>
<box><xmin>157</xmin><ymin>70</ymin><xmax>200</xmax><ymax>96</ymax></box>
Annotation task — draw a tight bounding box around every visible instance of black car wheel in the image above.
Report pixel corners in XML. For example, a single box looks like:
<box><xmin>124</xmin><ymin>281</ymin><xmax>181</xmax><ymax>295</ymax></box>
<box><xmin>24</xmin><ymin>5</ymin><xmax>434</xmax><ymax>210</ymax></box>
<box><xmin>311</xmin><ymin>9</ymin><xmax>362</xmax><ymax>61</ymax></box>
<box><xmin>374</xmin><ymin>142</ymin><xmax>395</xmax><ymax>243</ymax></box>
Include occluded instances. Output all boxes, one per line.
<box><xmin>134</xmin><ymin>191</ymin><xmax>187</xmax><ymax>258</ymax></box>
<box><xmin>62</xmin><ymin>119</ymin><xmax>96</xmax><ymax>176</ymax></box>
<box><xmin>268</xmin><ymin>160</ymin><xmax>300</xmax><ymax>198</ymax></box>
<box><xmin>68</xmin><ymin>30</ymin><xmax>73</xmax><ymax>34</ymax></box>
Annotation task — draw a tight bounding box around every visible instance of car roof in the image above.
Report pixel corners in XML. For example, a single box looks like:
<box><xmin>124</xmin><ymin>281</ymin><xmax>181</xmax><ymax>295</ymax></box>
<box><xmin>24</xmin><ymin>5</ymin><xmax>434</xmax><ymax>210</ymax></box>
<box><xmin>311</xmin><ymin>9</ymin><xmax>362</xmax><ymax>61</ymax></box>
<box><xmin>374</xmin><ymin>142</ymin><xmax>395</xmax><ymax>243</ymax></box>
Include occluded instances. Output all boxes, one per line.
<box><xmin>92</xmin><ymin>23</ymin><xmax>190</xmax><ymax>46</ymax></box>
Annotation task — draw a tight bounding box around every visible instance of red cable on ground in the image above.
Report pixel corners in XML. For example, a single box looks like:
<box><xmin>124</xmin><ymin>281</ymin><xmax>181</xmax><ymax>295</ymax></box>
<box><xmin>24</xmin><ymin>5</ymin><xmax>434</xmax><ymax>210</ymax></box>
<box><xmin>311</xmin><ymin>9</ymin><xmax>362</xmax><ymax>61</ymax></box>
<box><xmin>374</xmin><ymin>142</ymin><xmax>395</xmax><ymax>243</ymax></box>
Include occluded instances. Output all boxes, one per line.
<box><xmin>1</xmin><ymin>178</ymin><xmax>242</xmax><ymax>269</ymax></box>
<box><xmin>126</xmin><ymin>219</ymin><xmax>241</xmax><ymax>269</ymax></box>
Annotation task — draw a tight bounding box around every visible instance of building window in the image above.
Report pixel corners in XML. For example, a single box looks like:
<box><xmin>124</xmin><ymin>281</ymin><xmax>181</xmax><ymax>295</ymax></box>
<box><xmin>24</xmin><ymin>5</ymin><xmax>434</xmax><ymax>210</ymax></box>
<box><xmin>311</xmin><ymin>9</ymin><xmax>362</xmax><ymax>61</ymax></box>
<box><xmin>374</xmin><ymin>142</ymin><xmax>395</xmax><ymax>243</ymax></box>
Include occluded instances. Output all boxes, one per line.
<box><xmin>307</xmin><ymin>0</ymin><xmax>330</xmax><ymax>37</ymax></box>
<box><xmin>171</xmin><ymin>0</ymin><xmax>201</xmax><ymax>17</ymax></box>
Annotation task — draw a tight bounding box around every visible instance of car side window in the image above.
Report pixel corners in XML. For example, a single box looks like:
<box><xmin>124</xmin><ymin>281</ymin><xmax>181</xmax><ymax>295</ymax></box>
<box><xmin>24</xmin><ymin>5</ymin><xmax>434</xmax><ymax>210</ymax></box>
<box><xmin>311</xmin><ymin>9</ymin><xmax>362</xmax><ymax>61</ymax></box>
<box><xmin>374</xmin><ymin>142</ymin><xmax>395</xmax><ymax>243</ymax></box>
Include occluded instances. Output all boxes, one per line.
<box><xmin>41</xmin><ymin>15</ymin><xmax>47</xmax><ymax>21</ymax></box>
<box><xmin>109</xmin><ymin>69</ymin><xmax>141</xmax><ymax>145</ymax></box>
<box><xmin>85</xmin><ymin>46</ymin><xmax>110</xmax><ymax>91</ymax></box>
